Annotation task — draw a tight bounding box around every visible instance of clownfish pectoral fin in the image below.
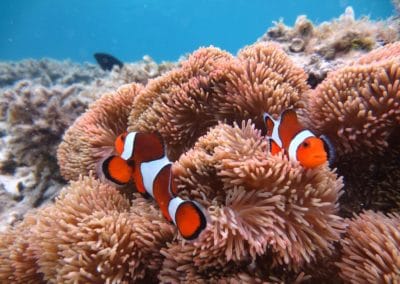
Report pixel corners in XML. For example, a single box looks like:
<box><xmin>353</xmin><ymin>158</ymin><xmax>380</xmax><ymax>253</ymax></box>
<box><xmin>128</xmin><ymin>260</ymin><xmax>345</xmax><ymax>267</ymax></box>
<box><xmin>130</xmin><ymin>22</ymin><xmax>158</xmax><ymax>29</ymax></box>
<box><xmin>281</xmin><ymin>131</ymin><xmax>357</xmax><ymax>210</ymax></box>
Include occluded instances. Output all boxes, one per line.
<box><xmin>168</xmin><ymin>197</ymin><xmax>207</xmax><ymax>240</ymax></box>
<box><xmin>320</xmin><ymin>135</ymin><xmax>336</xmax><ymax>166</ymax></box>
<box><xmin>263</xmin><ymin>112</ymin><xmax>275</xmax><ymax>137</ymax></box>
<box><xmin>269</xmin><ymin>139</ymin><xmax>282</xmax><ymax>155</ymax></box>
<box><xmin>278</xmin><ymin>109</ymin><xmax>304</xmax><ymax>148</ymax></box>
<box><xmin>102</xmin><ymin>155</ymin><xmax>133</xmax><ymax>186</ymax></box>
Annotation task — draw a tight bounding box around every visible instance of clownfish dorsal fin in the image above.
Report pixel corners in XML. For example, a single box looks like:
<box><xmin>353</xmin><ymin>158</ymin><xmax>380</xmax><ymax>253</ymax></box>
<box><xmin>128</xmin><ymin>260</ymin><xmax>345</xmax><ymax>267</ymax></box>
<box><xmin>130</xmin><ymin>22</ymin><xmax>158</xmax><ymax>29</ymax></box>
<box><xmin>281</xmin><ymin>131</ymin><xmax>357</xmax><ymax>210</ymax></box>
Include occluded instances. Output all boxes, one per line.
<box><xmin>133</xmin><ymin>132</ymin><xmax>165</xmax><ymax>163</ymax></box>
<box><xmin>278</xmin><ymin>109</ymin><xmax>304</xmax><ymax>149</ymax></box>
<box><xmin>115</xmin><ymin>132</ymin><xmax>128</xmax><ymax>156</ymax></box>
<box><xmin>263</xmin><ymin>113</ymin><xmax>275</xmax><ymax>137</ymax></box>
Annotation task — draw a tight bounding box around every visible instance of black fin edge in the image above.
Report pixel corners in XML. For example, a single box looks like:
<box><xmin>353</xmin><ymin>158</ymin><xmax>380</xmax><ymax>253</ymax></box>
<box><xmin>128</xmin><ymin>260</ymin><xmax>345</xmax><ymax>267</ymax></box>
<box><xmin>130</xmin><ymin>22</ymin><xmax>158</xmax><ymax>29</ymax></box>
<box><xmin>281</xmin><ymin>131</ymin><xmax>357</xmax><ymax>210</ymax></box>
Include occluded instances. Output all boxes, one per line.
<box><xmin>102</xmin><ymin>155</ymin><xmax>129</xmax><ymax>186</ymax></box>
<box><xmin>177</xmin><ymin>201</ymin><xmax>207</xmax><ymax>241</ymax></box>
<box><xmin>320</xmin><ymin>135</ymin><xmax>336</xmax><ymax>166</ymax></box>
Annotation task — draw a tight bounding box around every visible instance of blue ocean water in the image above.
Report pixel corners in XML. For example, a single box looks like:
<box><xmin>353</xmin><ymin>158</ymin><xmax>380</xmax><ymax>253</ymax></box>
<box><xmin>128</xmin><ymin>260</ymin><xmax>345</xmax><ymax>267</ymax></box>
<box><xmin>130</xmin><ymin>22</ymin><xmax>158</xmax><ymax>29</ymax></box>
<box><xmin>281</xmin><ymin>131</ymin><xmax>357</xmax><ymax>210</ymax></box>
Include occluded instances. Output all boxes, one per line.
<box><xmin>0</xmin><ymin>0</ymin><xmax>395</xmax><ymax>63</ymax></box>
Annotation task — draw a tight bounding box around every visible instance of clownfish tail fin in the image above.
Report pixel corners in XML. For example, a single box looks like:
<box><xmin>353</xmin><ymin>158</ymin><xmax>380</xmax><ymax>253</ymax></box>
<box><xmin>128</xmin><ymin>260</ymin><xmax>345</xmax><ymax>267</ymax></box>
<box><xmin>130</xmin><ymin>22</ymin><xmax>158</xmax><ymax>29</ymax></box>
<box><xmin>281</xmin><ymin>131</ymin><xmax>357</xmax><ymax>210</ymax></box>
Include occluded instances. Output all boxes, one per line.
<box><xmin>320</xmin><ymin>135</ymin><xmax>336</xmax><ymax>166</ymax></box>
<box><xmin>169</xmin><ymin>197</ymin><xmax>207</xmax><ymax>240</ymax></box>
<box><xmin>101</xmin><ymin>155</ymin><xmax>133</xmax><ymax>186</ymax></box>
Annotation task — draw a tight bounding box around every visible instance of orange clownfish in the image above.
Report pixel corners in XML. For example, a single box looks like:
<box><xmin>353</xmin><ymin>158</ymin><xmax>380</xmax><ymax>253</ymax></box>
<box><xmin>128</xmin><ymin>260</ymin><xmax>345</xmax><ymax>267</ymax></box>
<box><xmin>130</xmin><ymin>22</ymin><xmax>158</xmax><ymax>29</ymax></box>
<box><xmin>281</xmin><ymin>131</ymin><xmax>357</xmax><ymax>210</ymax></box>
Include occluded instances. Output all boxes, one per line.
<box><xmin>101</xmin><ymin>132</ymin><xmax>207</xmax><ymax>240</ymax></box>
<box><xmin>263</xmin><ymin>109</ymin><xmax>335</xmax><ymax>168</ymax></box>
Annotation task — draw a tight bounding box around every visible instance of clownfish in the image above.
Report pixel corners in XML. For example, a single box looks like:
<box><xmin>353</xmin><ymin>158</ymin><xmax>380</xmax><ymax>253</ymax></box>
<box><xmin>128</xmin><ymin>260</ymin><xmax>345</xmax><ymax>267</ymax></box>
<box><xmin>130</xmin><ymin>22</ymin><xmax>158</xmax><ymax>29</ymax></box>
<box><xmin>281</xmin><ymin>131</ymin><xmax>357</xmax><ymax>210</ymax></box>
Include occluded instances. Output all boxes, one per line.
<box><xmin>101</xmin><ymin>132</ymin><xmax>207</xmax><ymax>240</ymax></box>
<box><xmin>263</xmin><ymin>109</ymin><xmax>335</xmax><ymax>168</ymax></box>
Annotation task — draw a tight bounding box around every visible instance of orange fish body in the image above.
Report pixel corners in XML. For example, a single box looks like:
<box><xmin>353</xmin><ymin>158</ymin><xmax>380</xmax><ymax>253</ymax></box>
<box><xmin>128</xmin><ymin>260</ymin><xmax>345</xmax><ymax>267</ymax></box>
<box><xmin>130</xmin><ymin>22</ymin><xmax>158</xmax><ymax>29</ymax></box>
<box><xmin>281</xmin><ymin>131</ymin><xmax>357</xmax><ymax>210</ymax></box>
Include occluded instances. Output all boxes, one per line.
<box><xmin>263</xmin><ymin>109</ymin><xmax>334</xmax><ymax>168</ymax></box>
<box><xmin>101</xmin><ymin>131</ymin><xmax>207</xmax><ymax>240</ymax></box>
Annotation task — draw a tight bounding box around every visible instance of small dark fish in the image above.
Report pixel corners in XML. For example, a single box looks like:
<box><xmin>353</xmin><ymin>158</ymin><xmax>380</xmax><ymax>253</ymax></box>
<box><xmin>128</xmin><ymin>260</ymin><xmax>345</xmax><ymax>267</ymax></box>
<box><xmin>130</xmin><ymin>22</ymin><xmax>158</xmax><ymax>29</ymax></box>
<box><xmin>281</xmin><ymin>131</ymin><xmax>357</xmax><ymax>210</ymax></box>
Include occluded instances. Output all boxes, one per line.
<box><xmin>94</xmin><ymin>52</ymin><xmax>123</xmax><ymax>71</ymax></box>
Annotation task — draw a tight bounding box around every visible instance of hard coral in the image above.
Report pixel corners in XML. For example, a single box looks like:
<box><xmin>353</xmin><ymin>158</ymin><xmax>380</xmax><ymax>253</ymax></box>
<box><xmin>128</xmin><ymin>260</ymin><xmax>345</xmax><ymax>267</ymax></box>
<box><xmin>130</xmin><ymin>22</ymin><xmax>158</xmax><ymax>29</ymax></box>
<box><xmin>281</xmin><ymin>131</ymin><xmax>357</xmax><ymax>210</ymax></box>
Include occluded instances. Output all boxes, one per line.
<box><xmin>259</xmin><ymin>7</ymin><xmax>399</xmax><ymax>87</ymax></box>
<box><xmin>163</xmin><ymin>122</ymin><xmax>344</xmax><ymax>280</ymax></box>
<box><xmin>128</xmin><ymin>43</ymin><xmax>308</xmax><ymax>160</ymax></box>
<box><xmin>0</xmin><ymin>58</ymin><xmax>105</xmax><ymax>88</ymax></box>
<box><xmin>336</xmin><ymin>211</ymin><xmax>400</xmax><ymax>283</ymax></box>
<box><xmin>0</xmin><ymin>175</ymin><xmax>175</xmax><ymax>283</ymax></box>
<box><xmin>57</xmin><ymin>83</ymin><xmax>142</xmax><ymax>181</ymax></box>
<box><xmin>0</xmin><ymin>80</ymin><xmax>98</xmax><ymax>230</ymax></box>
<box><xmin>1</xmin><ymin>81</ymin><xmax>92</xmax><ymax>171</ymax></box>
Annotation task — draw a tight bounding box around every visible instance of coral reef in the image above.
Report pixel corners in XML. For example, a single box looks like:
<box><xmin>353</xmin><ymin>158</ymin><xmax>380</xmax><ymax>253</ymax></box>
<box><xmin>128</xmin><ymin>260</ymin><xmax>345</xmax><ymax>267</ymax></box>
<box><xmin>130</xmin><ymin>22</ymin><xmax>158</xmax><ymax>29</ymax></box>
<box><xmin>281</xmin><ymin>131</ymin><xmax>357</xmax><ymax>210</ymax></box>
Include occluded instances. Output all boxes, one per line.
<box><xmin>0</xmin><ymin>121</ymin><xmax>345</xmax><ymax>282</ymax></box>
<box><xmin>0</xmin><ymin>57</ymin><xmax>175</xmax><ymax>231</ymax></box>
<box><xmin>10</xmin><ymin>42</ymin><xmax>348</xmax><ymax>282</ymax></box>
<box><xmin>1</xmin><ymin>10</ymin><xmax>400</xmax><ymax>281</ymax></box>
<box><xmin>336</xmin><ymin>211</ymin><xmax>400</xmax><ymax>283</ymax></box>
<box><xmin>258</xmin><ymin>7</ymin><xmax>399</xmax><ymax>87</ymax></box>
<box><xmin>0</xmin><ymin>58</ymin><xmax>105</xmax><ymax>88</ymax></box>
<box><xmin>108</xmin><ymin>55</ymin><xmax>178</xmax><ymax>86</ymax></box>
<box><xmin>0</xmin><ymin>56</ymin><xmax>176</xmax><ymax>89</ymax></box>
<box><xmin>0</xmin><ymin>80</ymin><xmax>96</xmax><ymax>231</ymax></box>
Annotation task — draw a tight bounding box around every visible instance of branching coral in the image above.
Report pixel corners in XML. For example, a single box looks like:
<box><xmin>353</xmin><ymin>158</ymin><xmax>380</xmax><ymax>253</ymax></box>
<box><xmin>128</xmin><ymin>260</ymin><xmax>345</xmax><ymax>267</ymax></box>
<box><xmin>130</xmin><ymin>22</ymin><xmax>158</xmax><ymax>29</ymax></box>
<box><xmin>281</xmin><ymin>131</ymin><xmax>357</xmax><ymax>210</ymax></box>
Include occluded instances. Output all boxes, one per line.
<box><xmin>1</xmin><ymin>81</ymin><xmax>94</xmax><ymax>170</ymax></box>
<box><xmin>0</xmin><ymin>175</ymin><xmax>175</xmax><ymax>283</ymax></box>
<box><xmin>162</xmin><ymin>121</ymin><xmax>344</xmax><ymax>280</ymax></box>
<box><xmin>57</xmin><ymin>83</ymin><xmax>142</xmax><ymax>181</ymax></box>
<box><xmin>0</xmin><ymin>58</ymin><xmax>106</xmax><ymax>88</ymax></box>
<box><xmin>127</xmin><ymin>43</ymin><xmax>308</xmax><ymax>160</ymax></box>
<box><xmin>336</xmin><ymin>211</ymin><xmax>400</xmax><ymax>283</ymax></box>
<box><xmin>0</xmin><ymin>80</ymin><xmax>98</xmax><ymax>230</ymax></box>
<box><xmin>258</xmin><ymin>7</ymin><xmax>399</xmax><ymax>86</ymax></box>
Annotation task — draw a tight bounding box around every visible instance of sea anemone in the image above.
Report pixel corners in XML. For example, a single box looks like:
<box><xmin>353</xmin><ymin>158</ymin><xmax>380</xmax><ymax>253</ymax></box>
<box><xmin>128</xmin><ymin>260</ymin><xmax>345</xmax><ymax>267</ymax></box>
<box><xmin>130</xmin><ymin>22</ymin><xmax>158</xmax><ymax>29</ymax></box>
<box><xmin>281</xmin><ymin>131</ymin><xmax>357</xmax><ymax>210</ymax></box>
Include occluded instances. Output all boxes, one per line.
<box><xmin>57</xmin><ymin>83</ymin><xmax>142</xmax><ymax>180</ymax></box>
<box><xmin>301</xmin><ymin>42</ymin><xmax>400</xmax><ymax>214</ymax></box>
<box><xmin>128</xmin><ymin>43</ymin><xmax>308</xmax><ymax>160</ymax></box>
<box><xmin>167</xmin><ymin>121</ymin><xmax>345</xmax><ymax>277</ymax></box>
<box><xmin>0</xmin><ymin>175</ymin><xmax>175</xmax><ymax>283</ymax></box>
<box><xmin>336</xmin><ymin>210</ymin><xmax>400</xmax><ymax>283</ymax></box>
<box><xmin>303</xmin><ymin>43</ymin><xmax>400</xmax><ymax>157</ymax></box>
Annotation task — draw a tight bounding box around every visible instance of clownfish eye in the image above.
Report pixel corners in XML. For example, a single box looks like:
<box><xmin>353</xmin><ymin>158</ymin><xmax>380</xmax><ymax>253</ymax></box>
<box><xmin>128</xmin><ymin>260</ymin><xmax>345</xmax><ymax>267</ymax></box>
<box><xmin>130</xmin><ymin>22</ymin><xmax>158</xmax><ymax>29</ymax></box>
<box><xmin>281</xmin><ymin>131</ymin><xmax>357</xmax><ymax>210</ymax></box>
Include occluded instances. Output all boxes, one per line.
<box><xmin>121</xmin><ymin>133</ymin><xmax>126</xmax><ymax>141</ymax></box>
<box><xmin>302</xmin><ymin>141</ymin><xmax>309</xmax><ymax>148</ymax></box>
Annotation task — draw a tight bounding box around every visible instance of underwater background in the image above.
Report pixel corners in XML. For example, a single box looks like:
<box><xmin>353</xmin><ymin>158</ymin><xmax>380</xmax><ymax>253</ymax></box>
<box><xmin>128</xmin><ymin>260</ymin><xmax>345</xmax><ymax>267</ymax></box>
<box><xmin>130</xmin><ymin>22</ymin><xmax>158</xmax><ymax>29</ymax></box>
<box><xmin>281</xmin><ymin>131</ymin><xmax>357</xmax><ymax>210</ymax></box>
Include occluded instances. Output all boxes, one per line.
<box><xmin>0</xmin><ymin>0</ymin><xmax>395</xmax><ymax>62</ymax></box>
<box><xmin>1</xmin><ymin>1</ymin><xmax>400</xmax><ymax>283</ymax></box>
